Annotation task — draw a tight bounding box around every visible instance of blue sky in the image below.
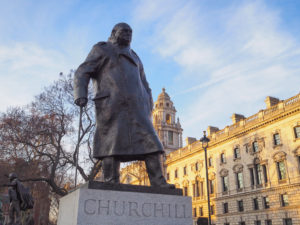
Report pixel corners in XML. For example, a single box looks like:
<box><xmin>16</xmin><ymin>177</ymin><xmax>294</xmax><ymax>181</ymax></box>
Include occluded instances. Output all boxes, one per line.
<box><xmin>1</xmin><ymin>0</ymin><xmax>300</xmax><ymax>140</ymax></box>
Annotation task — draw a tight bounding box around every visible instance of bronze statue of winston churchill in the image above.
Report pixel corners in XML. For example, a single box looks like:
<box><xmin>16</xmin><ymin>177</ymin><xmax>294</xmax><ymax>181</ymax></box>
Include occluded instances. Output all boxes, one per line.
<box><xmin>74</xmin><ymin>23</ymin><xmax>174</xmax><ymax>189</ymax></box>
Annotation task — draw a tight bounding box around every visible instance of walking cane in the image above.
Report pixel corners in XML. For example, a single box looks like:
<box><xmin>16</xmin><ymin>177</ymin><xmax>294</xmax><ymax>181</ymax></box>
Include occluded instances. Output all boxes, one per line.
<box><xmin>75</xmin><ymin>106</ymin><xmax>83</xmax><ymax>187</ymax></box>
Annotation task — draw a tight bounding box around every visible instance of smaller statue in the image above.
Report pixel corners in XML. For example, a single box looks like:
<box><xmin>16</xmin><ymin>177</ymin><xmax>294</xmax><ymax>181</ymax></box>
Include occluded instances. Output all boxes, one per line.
<box><xmin>7</xmin><ymin>173</ymin><xmax>34</xmax><ymax>225</ymax></box>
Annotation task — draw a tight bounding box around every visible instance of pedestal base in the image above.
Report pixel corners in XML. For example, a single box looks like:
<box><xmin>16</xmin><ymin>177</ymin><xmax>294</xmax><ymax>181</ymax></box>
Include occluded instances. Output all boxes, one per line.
<box><xmin>57</xmin><ymin>182</ymin><xmax>193</xmax><ymax>225</ymax></box>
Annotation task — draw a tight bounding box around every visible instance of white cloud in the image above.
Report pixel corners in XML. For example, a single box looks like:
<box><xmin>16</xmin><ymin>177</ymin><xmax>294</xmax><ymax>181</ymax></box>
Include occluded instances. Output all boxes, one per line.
<box><xmin>0</xmin><ymin>42</ymin><xmax>74</xmax><ymax>111</ymax></box>
<box><xmin>133</xmin><ymin>0</ymin><xmax>300</xmax><ymax>139</ymax></box>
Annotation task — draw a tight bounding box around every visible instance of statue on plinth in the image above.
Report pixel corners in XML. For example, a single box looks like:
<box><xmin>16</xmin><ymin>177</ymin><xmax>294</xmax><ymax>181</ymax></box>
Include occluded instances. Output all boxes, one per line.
<box><xmin>74</xmin><ymin>23</ymin><xmax>174</xmax><ymax>189</ymax></box>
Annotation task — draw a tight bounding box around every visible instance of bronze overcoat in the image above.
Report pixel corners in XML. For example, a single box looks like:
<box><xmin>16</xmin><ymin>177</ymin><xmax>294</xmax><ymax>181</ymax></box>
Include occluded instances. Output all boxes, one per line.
<box><xmin>74</xmin><ymin>41</ymin><xmax>163</xmax><ymax>160</ymax></box>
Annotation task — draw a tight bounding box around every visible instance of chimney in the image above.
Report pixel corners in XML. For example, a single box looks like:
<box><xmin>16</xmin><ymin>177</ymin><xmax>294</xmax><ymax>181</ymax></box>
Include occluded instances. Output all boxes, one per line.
<box><xmin>265</xmin><ymin>96</ymin><xmax>279</xmax><ymax>108</ymax></box>
<box><xmin>207</xmin><ymin>126</ymin><xmax>219</xmax><ymax>136</ymax></box>
<box><xmin>231</xmin><ymin>114</ymin><xmax>245</xmax><ymax>124</ymax></box>
<box><xmin>185</xmin><ymin>137</ymin><xmax>197</xmax><ymax>145</ymax></box>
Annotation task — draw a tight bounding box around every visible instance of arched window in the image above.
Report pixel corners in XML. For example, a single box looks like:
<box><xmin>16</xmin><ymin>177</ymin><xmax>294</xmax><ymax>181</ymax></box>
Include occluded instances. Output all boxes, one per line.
<box><xmin>273</xmin><ymin>152</ymin><xmax>287</xmax><ymax>181</ymax></box>
<box><xmin>233</xmin><ymin>164</ymin><xmax>244</xmax><ymax>189</ymax></box>
<box><xmin>166</xmin><ymin>114</ymin><xmax>171</xmax><ymax>124</ymax></box>
<box><xmin>220</xmin><ymin>169</ymin><xmax>229</xmax><ymax>192</ymax></box>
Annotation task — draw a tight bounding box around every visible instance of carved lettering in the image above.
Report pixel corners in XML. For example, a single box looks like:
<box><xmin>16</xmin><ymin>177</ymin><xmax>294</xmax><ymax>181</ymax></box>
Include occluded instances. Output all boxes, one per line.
<box><xmin>84</xmin><ymin>199</ymin><xmax>96</xmax><ymax>215</ymax></box>
<box><xmin>113</xmin><ymin>200</ymin><xmax>125</xmax><ymax>216</ymax></box>
<box><xmin>175</xmin><ymin>204</ymin><xmax>184</xmax><ymax>218</ymax></box>
<box><xmin>141</xmin><ymin>202</ymin><xmax>152</xmax><ymax>217</ymax></box>
<box><xmin>82</xmin><ymin>198</ymin><xmax>190</xmax><ymax>220</ymax></box>
<box><xmin>128</xmin><ymin>201</ymin><xmax>141</xmax><ymax>217</ymax></box>
<box><xmin>154</xmin><ymin>203</ymin><xmax>164</xmax><ymax>217</ymax></box>
<box><xmin>98</xmin><ymin>200</ymin><xmax>110</xmax><ymax>215</ymax></box>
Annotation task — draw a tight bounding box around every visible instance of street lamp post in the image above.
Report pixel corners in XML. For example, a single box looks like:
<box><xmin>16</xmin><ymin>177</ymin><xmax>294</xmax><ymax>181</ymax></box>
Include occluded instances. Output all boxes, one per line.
<box><xmin>200</xmin><ymin>131</ymin><xmax>211</xmax><ymax>225</ymax></box>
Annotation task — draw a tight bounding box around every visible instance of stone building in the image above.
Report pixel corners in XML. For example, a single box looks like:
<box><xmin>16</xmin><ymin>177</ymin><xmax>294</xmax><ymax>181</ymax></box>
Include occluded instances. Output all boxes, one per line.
<box><xmin>166</xmin><ymin>93</ymin><xmax>300</xmax><ymax>225</ymax></box>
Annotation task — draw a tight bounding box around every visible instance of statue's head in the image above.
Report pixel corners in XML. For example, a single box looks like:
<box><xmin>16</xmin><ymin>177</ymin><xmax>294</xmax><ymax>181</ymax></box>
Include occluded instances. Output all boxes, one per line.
<box><xmin>9</xmin><ymin>173</ymin><xmax>18</xmax><ymax>181</ymax></box>
<box><xmin>108</xmin><ymin>23</ymin><xmax>132</xmax><ymax>46</ymax></box>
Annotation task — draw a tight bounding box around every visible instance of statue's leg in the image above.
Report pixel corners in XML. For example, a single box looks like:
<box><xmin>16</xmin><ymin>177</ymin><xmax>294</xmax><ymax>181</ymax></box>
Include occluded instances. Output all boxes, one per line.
<box><xmin>14</xmin><ymin>202</ymin><xmax>21</xmax><ymax>225</ymax></box>
<box><xmin>8</xmin><ymin>203</ymin><xmax>14</xmax><ymax>225</ymax></box>
<box><xmin>144</xmin><ymin>153</ymin><xmax>175</xmax><ymax>189</ymax></box>
<box><xmin>102</xmin><ymin>156</ymin><xmax>120</xmax><ymax>183</ymax></box>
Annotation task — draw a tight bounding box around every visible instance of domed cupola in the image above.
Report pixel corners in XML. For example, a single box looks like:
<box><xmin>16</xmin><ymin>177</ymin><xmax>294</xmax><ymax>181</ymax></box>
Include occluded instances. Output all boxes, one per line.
<box><xmin>152</xmin><ymin>88</ymin><xmax>183</xmax><ymax>154</ymax></box>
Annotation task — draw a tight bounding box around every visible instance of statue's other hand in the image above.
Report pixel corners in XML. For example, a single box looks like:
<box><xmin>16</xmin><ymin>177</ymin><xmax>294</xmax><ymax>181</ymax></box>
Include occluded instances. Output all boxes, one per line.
<box><xmin>75</xmin><ymin>98</ymin><xmax>88</xmax><ymax>107</ymax></box>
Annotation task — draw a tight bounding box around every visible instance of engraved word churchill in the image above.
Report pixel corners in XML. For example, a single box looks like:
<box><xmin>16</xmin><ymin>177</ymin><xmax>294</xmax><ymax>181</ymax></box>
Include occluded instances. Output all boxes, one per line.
<box><xmin>83</xmin><ymin>199</ymin><xmax>190</xmax><ymax>219</ymax></box>
<box><xmin>74</xmin><ymin>23</ymin><xmax>174</xmax><ymax>188</ymax></box>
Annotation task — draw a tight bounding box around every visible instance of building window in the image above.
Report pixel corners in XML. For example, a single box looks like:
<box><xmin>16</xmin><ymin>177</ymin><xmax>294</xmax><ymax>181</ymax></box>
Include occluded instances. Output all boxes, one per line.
<box><xmin>199</xmin><ymin>207</ymin><xmax>203</xmax><ymax>216</ymax></box>
<box><xmin>281</xmin><ymin>193</ymin><xmax>289</xmax><ymax>207</ymax></box>
<box><xmin>192</xmin><ymin>183</ymin><xmax>196</xmax><ymax>197</ymax></box>
<box><xmin>250</xmin><ymin>168</ymin><xmax>255</xmax><ymax>186</ymax></box>
<box><xmin>255</xmin><ymin>163</ymin><xmax>263</xmax><ymax>185</ymax></box>
<box><xmin>238</xmin><ymin>200</ymin><xmax>244</xmax><ymax>212</ymax></box>
<box><xmin>236</xmin><ymin>172</ymin><xmax>244</xmax><ymax>189</ymax></box>
<box><xmin>221</xmin><ymin>153</ymin><xmax>226</xmax><ymax>163</ymax></box>
<box><xmin>283</xmin><ymin>218</ymin><xmax>292</xmax><ymax>225</ymax></box>
<box><xmin>200</xmin><ymin>181</ymin><xmax>204</xmax><ymax>197</ymax></box>
<box><xmin>159</xmin><ymin>103</ymin><xmax>163</xmax><ymax>107</ymax></box>
<box><xmin>195</xmin><ymin>162</ymin><xmax>199</xmax><ymax>171</ymax></box>
<box><xmin>166</xmin><ymin>103</ymin><xmax>169</xmax><ymax>107</ymax></box>
<box><xmin>183</xmin><ymin>186</ymin><xmax>188</xmax><ymax>196</ymax></box>
<box><xmin>294</xmin><ymin>126</ymin><xmax>300</xmax><ymax>138</ymax></box>
<box><xmin>262</xmin><ymin>165</ymin><xmax>268</xmax><ymax>183</ymax></box>
<box><xmin>253</xmin><ymin>198</ymin><xmax>259</xmax><ymax>210</ymax></box>
<box><xmin>168</xmin><ymin>131</ymin><xmax>173</xmax><ymax>145</ymax></box>
<box><xmin>253</xmin><ymin>141</ymin><xmax>259</xmax><ymax>153</ymax></box>
<box><xmin>175</xmin><ymin>169</ymin><xmax>178</xmax><ymax>178</ymax></box>
<box><xmin>183</xmin><ymin>166</ymin><xmax>187</xmax><ymax>175</ymax></box>
<box><xmin>224</xmin><ymin>223</ymin><xmax>230</xmax><ymax>225</ymax></box>
<box><xmin>193</xmin><ymin>208</ymin><xmax>197</xmax><ymax>217</ymax></box>
<box><xmin>277</xmin><ymin>161</ymin><xmax>287</xmax><ymax>180</ymax></box>
<box><xmin>234</xmin><ymin>147</ymin><xmax>240</xmax><ymax>159</ymax></box>
<box><xmin>167</xmin><ymin>173</ymin><xmax>170</xmax><ymax>181</ymax></box>
<box><xmin>208</xmin><ymin>157</ymin><xmax>213</xmax><ymax>167</ymax></box>
<box><xmin>255</xmin><ymin>220</ymin><xmax>261</xmax><ymax>225</ymax></box>
<box><xmin>239</xmin><ymin>222</ymin><xmax>245</xmax><ymax>225</ymax></box>
<box><xmin>222</xmin><ymin>176</ymin><xmax>229</xmax><ymax>192</ymax></box>
<box><xmin>273</xmin><ymin>133</ymin><xmax>281</xmax><ymax>145</ymax></box>
<box><xmin>211</xmin><ymin>205</ymin><xmax>215</xmax><ymax>215</ymax></box>
<box><xmin>195</xmin><ymin>180</ymin><xmax>200</xmax><ymax>197</ymax></box>
<box><xmin>223</xmin><ymin>202</ymin><xmax>229</xmax><ymax>214</ymax></box>
<box><xmin>265</xmin><ymin>220</ymin><xmax>272</xmax><ymax>225</ymax></box>
<box><xmin>209</xmin><ymin>180</ymin><xmax>215</xmax><ymax>194</ymax></box>
<box><xmin>166</xmin><ymin>114</ymin><xmax>171</xmax><ymax>124</ymax></box>
<box><xmin>263</xmin><ymin>196</ymin><xmax>270</xmax><ymax>209</ymax></box>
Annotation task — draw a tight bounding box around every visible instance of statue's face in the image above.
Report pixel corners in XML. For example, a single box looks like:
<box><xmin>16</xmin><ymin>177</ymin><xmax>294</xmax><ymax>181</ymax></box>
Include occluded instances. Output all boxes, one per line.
<box><xmin>115</xmin><ymin>25</ymin><xmax>132</xmax><ymax>46</ymax></box>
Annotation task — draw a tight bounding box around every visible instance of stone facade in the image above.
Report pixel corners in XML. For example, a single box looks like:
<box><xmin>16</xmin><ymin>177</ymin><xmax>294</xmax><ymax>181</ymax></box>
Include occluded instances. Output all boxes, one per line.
<box><xmin>166</xmin><ymin>93</ymin><xmax>300</xmax><ymax>225</ymax></box>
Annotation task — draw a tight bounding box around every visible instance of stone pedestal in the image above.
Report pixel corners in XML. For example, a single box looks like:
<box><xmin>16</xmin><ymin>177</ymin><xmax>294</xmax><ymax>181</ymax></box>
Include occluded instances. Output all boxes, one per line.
<box><xmin>57</xmin><ymin>181</ymin><xmax>193</xmax><ymax>225</ymax></box>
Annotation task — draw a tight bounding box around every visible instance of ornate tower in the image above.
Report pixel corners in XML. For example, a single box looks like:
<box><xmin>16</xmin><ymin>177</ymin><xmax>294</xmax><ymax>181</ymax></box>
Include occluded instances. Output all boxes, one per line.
<box><xmin>152</xmin><ymin>88</ymin><xmax>183</xmax><ymax>155</ymax></box>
